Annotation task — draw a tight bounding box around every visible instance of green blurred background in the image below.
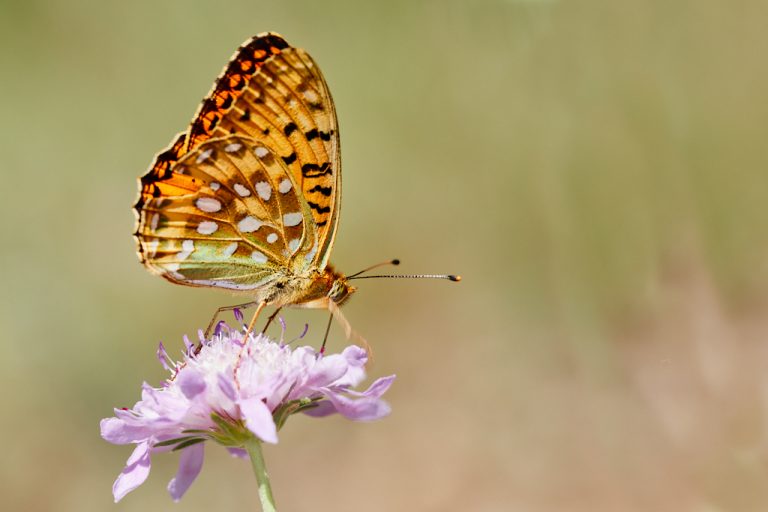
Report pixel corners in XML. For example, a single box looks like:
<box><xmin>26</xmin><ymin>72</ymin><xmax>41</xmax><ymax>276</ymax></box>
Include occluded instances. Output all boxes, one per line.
<box><xmin>3</xmin><ymin>0</ymin><xmax>768</xmax><ymax>510</ymax></box>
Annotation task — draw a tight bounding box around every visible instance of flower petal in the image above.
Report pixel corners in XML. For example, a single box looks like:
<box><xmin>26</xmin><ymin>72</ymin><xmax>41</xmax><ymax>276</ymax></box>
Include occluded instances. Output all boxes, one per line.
<box><xmin>322</xmin><ymin>392</ymin><xmax>392</xmax><ymax>421</ymax></box>
<box><xmin>112</xmin><ymin>441</ymin><xmax>152</xmax><ymax>503</ymax></box>
<box><xmin>304</xmin><ymin>355</ymin><xmax>348</xmax><ymax>388</ymax></box>
<box><xmin>301</xmin><ymin>400</ymin><xmax>337</xmax><ymax>417</ymax></box>
<box><xmin>177</xmin><ymin>368</ymin><xmax>206</xmax><ymax>399</ymax></box>
<box><xmin>101</xmin><ymin>417</ymin><xmax>151</xmax><ymax>445</ymax></box>
<box><xmin>167</xmin><ymin>443</ymin><xmax>205</xmax><ymax>502</ymax></box>
<box><xmin>227</xmin><ymin>447</ymin><xmax>248</xmax><ymax>458</ymax></box>
<box><xmin>217</xmin><ymin>373</ymin><xmax>237</xmax><ymax>401</ymax></box>
<box><xmin>157</xmin><ymin>342</ymin><xmax>171</xmax><ymax>371</ymax></box>
<box><xmin>332</xmin><ymin>346</ymin><xmax>369</xmax><ymax>387</ymax></box>
<box><xmin>349</xmin><ymin>375</ymin><xmax>396</xmax><ymax>399</ymax></box>
<box><xmin>239</xmin><ymin>397</ymin><xmax>278</xmax><ymax>444</ymax></box>
<box><xmin>183</xmin><ymin>334</ymin><xmax>193</xmax><ymax>353</ymax></box>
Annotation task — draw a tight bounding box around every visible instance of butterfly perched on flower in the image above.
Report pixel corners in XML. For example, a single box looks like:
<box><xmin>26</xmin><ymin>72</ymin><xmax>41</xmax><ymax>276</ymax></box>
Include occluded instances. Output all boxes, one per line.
<box><xmin>133</xmin><ymin>33</ymin><xmax>458</xmax><ymax>336</ymax></box>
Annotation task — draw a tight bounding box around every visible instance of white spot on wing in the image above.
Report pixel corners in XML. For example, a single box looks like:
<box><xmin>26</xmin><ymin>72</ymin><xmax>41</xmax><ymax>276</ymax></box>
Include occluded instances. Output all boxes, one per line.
<box><xmin>150</xmin><ymin>213</ymin><xmax>159</xmax><ymax>231</ymax></box>
<box><xmin>178</xmin><ymin>240</ymin><xmax>194</xmax><ymax>261</ymax></box>
<box><xmin>210</xmin><ymin>182</ymin><xmax>221</xmax><ymax>191</ymax></box>
<box><xmin>255</xmin><ymin>181</ymin><xmax>272</xmax><ymax>201</ymax></box>
<box><xmin>304</xmin><ymin>240</ymin><xmax>318</xmax><ymax>263</ymax></box>
<box><xmin>251</xmin><ymin>251</ymin><xmax>268</xmax><ymax>264</ymax></box>
<box><xmin>196</xmin><ymin>197</ymin><xmax>222</xmax><ymax>213</ymax></box>
<box><xmin>288</xmin><ymin>238</ymin><xmax>300</xmax><ymax>253</ymax></box>
<box><xmin>196</xmin><ymin>148</ymin><xmax>213</xmax><ymax>163</ymax></box>
<box><xmin>148</xmin><ymin>239</ymin><xmax>159</xmax><ymax>257</ymax></box>
<box><xmin>238</xmin><ymin>216</ymin><xmax>262</xmax><ymax>233</ymax></box>
<box><xmin>223</xmin><ymin>242</ymin><xmax>238</xmax><ymax>257</ymax></box>
<box><xmin>234</xmin><ymin>183</ymin><xmax>251</xmax><ymax>197</ymax></box>
<box><xmin>254</xmin><ymin>146</ymin><xmax>269</xmax><ymax>158</ymax></box>
<box><xmin>225</xmin><ymin>143</ymin><xmax>242</xmax><ymax>153</ymax></box>
<box><xmin>266</xmin><ymin>233</ymin><xmax>278</xmax><ymax>244</ymax></box>
<box><xmin>278</xmin><ymin>178</ymin><xmax>292</xmax><ymax>194</ymax></box>
<box><xmin>197</xmin><ymin>221</ymin><xmax>218</xmax><ymax>235</ymax></box>
<box><xmin>283</xmin><ymin>212</ymin><xmax>302</xmax><ymax>227</ymax></box>
<box><xmin>303</xmin><ymin>89</ymin><xmax>319</xmax><ymax>103</ymax></box>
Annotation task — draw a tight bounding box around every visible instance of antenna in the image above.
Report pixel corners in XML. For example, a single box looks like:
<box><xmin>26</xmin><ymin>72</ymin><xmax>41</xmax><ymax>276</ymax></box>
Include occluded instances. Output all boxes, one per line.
<box><xmin>349</xmin><ymin>273</ymin><xmax>461</xmax><ymax>282</ymax></box>
<box><xmin>347</xmin><ymin>258</ymin><xmax>401</xmax><ymax>279</ymax></box>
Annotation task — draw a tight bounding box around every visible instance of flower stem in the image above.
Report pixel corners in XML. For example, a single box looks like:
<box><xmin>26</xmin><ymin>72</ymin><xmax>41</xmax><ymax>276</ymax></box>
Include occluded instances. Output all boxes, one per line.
<box><xmin>244</xmin><ymin>436</ymin><xmax>277</xmax><ymax>512</ymax></box>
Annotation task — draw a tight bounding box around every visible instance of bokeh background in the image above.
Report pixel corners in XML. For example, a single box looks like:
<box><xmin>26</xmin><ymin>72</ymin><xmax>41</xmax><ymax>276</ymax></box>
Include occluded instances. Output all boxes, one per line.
<box><xmin>3</xmin><ymin>0</ymin><xmax>768</xmax><ymax>510</ymax></box>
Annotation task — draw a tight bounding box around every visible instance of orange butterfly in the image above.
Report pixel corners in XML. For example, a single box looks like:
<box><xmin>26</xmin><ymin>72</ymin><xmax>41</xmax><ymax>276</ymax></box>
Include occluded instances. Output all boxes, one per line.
<box><xmin>133</xmin><ymin>33</ymin><xmax>458</xmax><ymax>341</ymax></box>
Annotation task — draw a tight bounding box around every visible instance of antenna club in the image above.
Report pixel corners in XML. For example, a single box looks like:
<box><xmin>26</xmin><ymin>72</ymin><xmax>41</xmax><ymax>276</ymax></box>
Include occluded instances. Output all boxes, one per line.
<box><xmin>450</xmin><ymin>275</ymin><xmax>462</xmax><ymax>282</ymax></box>
<box><xmin>392</xmin><ymin>259</ymin><xmax>400</xmax><ymax>266</ymax></box>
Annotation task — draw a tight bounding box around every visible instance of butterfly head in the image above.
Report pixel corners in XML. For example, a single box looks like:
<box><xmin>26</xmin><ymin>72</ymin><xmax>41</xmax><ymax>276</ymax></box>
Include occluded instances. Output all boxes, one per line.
<box><xmin>327</xmin><ymin>271</ymin><xmax>356</xmax><ymax>305</ymax></box>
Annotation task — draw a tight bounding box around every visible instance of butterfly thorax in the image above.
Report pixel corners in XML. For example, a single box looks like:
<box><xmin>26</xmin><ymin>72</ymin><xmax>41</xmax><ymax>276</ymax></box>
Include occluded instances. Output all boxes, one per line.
<box><xmin>268</xmin><ymin>265</ymin><xmax>355</xmax><ymax>309</ymax></box>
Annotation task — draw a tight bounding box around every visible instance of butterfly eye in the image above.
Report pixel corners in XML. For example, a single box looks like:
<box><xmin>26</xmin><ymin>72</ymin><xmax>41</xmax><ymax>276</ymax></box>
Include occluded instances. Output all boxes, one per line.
<box><xmin>328</xmin><ymin>280</ymin><xmax>352</xmax><ymax>304</ymax></box>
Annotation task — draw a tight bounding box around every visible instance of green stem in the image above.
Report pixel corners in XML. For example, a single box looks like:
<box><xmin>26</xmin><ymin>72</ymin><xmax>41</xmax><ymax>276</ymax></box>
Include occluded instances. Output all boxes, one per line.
<box><xmin>244</xmin><ymin>436</ymin><xmax>277</xmax><ymax>512</ymax></box>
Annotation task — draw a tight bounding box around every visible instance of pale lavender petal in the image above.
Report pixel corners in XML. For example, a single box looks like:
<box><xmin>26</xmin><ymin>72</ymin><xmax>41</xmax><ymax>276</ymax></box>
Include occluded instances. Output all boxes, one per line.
<box><xmin>239</xmin><ymin>397</ymin><xmax>278</xmax><ymax>444</ymax></box>
<box><xmin>101</xmin><ymin>417</ymin><xmax>152</xmax><ymax>444</ymax></box>
<box><xmin>157</xmin><ymin>342</ymin><xmax>170</xmax><ymax>371</ymax></box>
<box><xmin>176</xmin><ymin>369</ymin><xmax>206</xmax><ymax>399</ymax></box>
<box><xmin>323</xmin><ymin>392</ymin><xmax>392</xmax><ymax>421</ymax></box>
<box><xmin>233</xmin><ymin>307</ymin><xmax>244</xmax><ymax>323</ymax></box>
<box><xmin>301</xmin><ymin>400</ymin><xmax>337</xmax><ymax>417</ymax></box>
<box><xmin>331</xmin><ymin>345</ymin><xmax>368</xmax><ymax>387</ymax></box>
<box><xmin>342</xmin><ymin>345</ymin><xmax>368</xmax><ymax>367</ymax></box>
<box><xmin>303</xmin><ymin>355</ymin><xmax>348</xmax><ymax>388</ymax></box>
<box><xmin>167</xmin><ymin>443</ymin><xmax>204</xmax><ymax>502</ymax></box>
<box><xmin>141</xmin><ymin>382</ymin><xmax>162</xmax><ymax>405</ymax></box>
<box><xmin>348</xmin><ymin>375</ymin><xmax>396</xmax><ymax>399</ymax></box>
<box><xmin>217</xmin><ymin>373</ymin><xmax>236</xmax><ymax>401</ymax></box>
<box><xmin>227</xmin><ymin>447</ymin><xmax>248</xmax><ymax>458</ymax></box>
<box><xmin>183</xmin><ymin>334</ymin><xmax>193</xmax><ymax>353</ymax></box>
<box><xmin>113</xmin><ymin>442</ymin><xmax>152</xmax><ymax>503</ymax></box>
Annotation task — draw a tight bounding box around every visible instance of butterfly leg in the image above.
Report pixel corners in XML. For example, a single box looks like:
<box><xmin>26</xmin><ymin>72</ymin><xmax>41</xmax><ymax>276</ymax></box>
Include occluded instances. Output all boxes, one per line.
<box><xmin>233</xmin><ymin>301</ymin><xmax>268</xmax><ymax>389</ymax></box>
<box><xmin>262</xmin><ymin>306</ymin><xmax>284</xmax><ymax>333</ymax></box>
<box><xmin>319</xmin><ymin>312</ymin><xmax>333</xmax><ymax>355</ymax></box>
<box><xmin>205</xmin><ymin>300</ymin><xmax>261</xmax><ymax>338</ymax></box>
<box><xmin>243</xmin><ymin>301</ymin><xmax>268</xmax><ymax>342</ymax></box>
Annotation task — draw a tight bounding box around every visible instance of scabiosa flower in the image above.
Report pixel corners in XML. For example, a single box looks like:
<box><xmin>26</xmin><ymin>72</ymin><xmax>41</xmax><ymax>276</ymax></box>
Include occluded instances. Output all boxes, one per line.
<box><xmin>100</xmin><ymin>323</ymin><xmax>395</xmax><ymax>507</ymax></box>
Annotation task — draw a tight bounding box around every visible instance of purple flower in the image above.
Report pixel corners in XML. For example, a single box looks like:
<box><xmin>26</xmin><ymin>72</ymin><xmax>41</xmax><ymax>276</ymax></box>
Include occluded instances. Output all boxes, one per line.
<box><xmin>101</xmin><ymin>328</ymin><xmax>395</xmax><ymax>502</ymax></box>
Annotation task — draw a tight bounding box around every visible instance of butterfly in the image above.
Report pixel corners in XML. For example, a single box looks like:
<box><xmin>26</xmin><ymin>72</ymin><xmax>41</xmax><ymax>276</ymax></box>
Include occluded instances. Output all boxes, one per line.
<box><xmin>133</xmin><ymin>33</ymin><xmax>458</xmax><ymax>340</ymax></box>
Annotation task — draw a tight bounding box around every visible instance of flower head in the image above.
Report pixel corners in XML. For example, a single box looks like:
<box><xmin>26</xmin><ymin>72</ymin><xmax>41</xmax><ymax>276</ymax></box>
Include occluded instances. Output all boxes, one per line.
<box><xmin>101</xmin><ymin>325</ymin><xmax>395</xmax><ymax>502</ymax></box>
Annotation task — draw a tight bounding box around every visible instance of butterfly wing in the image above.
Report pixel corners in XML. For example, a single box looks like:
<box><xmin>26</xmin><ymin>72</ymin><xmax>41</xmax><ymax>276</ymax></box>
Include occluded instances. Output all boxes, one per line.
<box><xmin>134</xmin><ymin>33</ymin><xmax>340</xmax><ymax>285</ymax></box>
<box><xmin>135</xmin><ymin>135</ymin><xmax>319</xmax><ymax>293</ymax></box>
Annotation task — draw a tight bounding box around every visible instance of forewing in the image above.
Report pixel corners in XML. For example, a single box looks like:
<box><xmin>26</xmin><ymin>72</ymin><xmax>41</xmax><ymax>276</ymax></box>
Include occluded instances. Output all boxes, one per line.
<box><xmin>134</xmin><ymin>136</ymin><xmax>317</xmax><ymax>292</ymax></box>
<box><xmin>135</xmin><ymin>33</ymin><xmax>341</xmax><ymax>276</ymax></box>
<box><xmin>209</xmin><ymin>45</ymin><xmax>341</xmax><ymax>270</ymax></box>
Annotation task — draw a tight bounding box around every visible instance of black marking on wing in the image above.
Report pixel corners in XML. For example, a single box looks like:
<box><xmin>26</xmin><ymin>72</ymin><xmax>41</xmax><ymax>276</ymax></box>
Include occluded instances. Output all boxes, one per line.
<box><xmin>307</xmin><ymin>184</ymin><xmax>332</xmax><ymax>196</ymax></box>
<box><xmin>282</xmin><ymin>152</ymin><xmax>297</xmax><ymax>165</ymax></box>
<box><xmin>284</xmin><ymin>122</ymin><xmax>297</xmax><ymax>136</ymax></box>
<box><xmin>307</xmin><ymin>201</ymin><xmax>331</xmax><ymax>214</ymax></box>
<box><xmin>301</xmin><ymin>162</ymin><xmax>332</xmax><ymax>178</ymax></box>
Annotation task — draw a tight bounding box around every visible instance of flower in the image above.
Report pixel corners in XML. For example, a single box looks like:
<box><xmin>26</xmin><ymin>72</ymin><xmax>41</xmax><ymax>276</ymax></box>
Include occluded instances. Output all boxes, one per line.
<box><xmin>100</xmin><ymin>324</ymin><xmax>395</xmax><ymax>503</ymax></box>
